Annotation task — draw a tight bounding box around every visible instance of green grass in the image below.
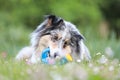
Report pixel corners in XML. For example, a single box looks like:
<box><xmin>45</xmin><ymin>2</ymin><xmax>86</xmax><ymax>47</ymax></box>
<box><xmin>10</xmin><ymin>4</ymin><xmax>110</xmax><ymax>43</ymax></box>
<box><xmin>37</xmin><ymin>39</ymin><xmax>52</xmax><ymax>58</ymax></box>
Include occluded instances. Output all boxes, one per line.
<box><xmin>0</xmin><ymin>57</ymin><xmax>120</xmax><ymax>80</ymax></box>
<box><xmin>0</xmin><ymin>24</ymin><xmax>120</xmax><ymax>80</ymax></box>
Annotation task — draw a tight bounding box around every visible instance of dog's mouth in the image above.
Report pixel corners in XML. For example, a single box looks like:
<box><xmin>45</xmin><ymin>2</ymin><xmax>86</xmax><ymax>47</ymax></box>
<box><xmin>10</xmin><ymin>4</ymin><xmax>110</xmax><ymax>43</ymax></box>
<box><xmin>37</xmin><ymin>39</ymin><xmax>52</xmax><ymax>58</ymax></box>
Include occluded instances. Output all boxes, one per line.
<box><xmin>52</xmin><ymin>52</ymin><xmax>59</xmax><ymax>58</ymax></box>
<box><xmin>47</xmin><ymin>52</ymin><xmax>59</xmax><ymax>59</ymax></box>
<box><xmin>41</xmin><ymin>47</ymin><xmax>73</xmax><ymax>64</ymax></box>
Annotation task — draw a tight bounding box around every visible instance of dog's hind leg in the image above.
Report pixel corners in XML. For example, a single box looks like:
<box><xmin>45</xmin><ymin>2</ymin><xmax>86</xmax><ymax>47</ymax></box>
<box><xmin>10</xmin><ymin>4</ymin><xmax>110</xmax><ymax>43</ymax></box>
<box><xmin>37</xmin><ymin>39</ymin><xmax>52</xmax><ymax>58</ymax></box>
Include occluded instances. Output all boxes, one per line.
<box><xmin>15</xmin><ymin>46</ymin><xmax>34</xmax><ymax>61</ymax></box>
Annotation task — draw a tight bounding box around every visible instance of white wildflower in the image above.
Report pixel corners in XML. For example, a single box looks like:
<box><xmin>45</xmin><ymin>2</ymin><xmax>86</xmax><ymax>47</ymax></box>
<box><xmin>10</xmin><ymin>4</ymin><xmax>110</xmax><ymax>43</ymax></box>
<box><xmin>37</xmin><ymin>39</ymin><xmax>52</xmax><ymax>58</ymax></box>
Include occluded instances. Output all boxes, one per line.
<box><xmin>111</xmin><ymin>59</ymin><xmax>119</xmax><ymax>65</ymax></box>
<box><xmin>52</xmin><ymin>74</ymin><xmax>62</xmax><ymax>80</ymax></box>
<box><xmin>98</xmin><ymin>55</ymin><xmax>108</xmax><ymax>64</ymax></box>
<box><xmin>76</xmin><ymin>59</ymin><xmax>81</xmax><ymax>63</ymax></box>
<box><xmin>74</xmin><ymin>67</ymin><xmax>88</xmax><ymax>80</ymax></box>
<box><xmin>50</xmin><ymin>71</ymin><xmax>63</xmax><ymax>80</ymax></box>
<box><xmin>93</xmin><ymin>67</ymin><xmax>100</xmax><ymax>74</ymax></box>
<box><xmin>88</xmin><ymin>63</ymin><xmax>93</xmax><ymax>68</ymax></box>
<box><xmin>105</xmin><ymin>47</ymin><xmax>114</xmax><ymax>58</ymax></box>
<box><xmin>109</xmin><ymin>66</ymin><xmax>114</xmax><ymax>71</ymax></box>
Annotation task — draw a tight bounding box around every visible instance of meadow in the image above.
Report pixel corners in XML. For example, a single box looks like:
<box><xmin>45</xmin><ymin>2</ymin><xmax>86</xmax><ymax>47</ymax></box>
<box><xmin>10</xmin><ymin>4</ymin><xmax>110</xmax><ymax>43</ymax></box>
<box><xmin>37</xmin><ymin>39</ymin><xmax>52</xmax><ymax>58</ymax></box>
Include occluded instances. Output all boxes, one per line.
<box><xmin>0</xmin><ymin>23</ymin><xmax>120</xmax><ymax>80</ymax></box>
<box><xmin>0</xmin><ymin>0</ymin><xmax>120</xmax><ymax>79</ymax></box>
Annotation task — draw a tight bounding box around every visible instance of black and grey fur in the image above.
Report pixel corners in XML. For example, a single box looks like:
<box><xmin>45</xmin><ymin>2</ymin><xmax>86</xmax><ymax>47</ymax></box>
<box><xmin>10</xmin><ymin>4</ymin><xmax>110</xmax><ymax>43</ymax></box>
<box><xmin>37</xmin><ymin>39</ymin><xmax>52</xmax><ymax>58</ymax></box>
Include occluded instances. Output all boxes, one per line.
<box><xmin>16</xmin><ymin>15</ymin><xmax>91</xmax><ymax>63</ymax></box>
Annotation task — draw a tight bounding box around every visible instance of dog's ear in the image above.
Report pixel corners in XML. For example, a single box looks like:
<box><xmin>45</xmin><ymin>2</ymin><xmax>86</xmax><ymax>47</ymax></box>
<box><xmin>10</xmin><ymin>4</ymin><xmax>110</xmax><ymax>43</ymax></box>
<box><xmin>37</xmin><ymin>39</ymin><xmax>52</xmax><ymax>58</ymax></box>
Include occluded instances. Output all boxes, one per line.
<box><xmin>45</xmin><ymin>15</ymin><xmax>56</xmax><ymax>27</ymax></box>
<box><xmin>45</xmin><ymin>15</ymin><xmax>64</xmax><ymax>27</ymax></box>
<box><xmin>75</xmin><ymin>34</ymin><xmax>84</xmax><ymax>40</ymax></box>
<box><xmin>71</xmin><ymin>31</ymin><xmax>84</xmax><ymax>40</ymax></box>
<box><xmin>71</xmin><ymin>32</ymin><xmax>84</xmax><ymax>53</ymax></box>
<box><xmin>34</xmin><ymin>15</ymin><xmax>64</xmax><ymax>39</ymax></box>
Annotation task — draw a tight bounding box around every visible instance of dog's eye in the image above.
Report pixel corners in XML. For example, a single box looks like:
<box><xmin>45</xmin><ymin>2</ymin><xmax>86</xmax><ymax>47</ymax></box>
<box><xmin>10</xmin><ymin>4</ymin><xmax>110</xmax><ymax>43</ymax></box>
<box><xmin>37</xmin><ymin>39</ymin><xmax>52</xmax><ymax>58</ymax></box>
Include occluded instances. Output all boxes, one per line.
<box><xmin>54</xmin><ymin>36</ymin><xmax>58</xmax><ymax>40</ymax></box>
<box><xmin>51</xmin><ymin>35</ymin><xmax>58</xmax><ymax>42</ymax></box>
<box><xmin>63</xmin><ymin>41</ymin><xmax>69</xmax><ymax>48</ymax></box>
<box><xmin>64</xmin><ymin>41</ymin><xmax>68</xmax><ymax>45</ymax></box>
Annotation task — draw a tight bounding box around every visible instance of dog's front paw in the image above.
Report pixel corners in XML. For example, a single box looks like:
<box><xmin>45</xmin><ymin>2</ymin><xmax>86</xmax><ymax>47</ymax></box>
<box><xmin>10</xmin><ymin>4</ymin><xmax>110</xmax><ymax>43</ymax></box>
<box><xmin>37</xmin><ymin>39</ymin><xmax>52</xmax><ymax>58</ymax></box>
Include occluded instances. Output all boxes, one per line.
<box><xmin>15</xmin><ymin>46</ymin><xmax>34</xmax><ymax>61</ymax></box>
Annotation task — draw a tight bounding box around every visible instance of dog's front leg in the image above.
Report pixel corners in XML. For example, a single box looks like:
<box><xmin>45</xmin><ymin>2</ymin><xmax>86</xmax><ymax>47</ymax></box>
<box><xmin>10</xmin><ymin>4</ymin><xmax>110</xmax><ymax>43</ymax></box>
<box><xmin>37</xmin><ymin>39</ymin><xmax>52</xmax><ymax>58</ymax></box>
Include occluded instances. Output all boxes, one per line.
<box><xmin>15</xmin><ymin>46</ymin><xmax>34</xmax><ymax>61</ymax></box>
<box><xmin>30</xmin><ymin>52</ymin><xmax>40</xmax><ymax>64</ymax></box>
<box><xmin>29</xmin><ymin>46</ymin><xmax>45</xmax><ymax>64</ymax></box>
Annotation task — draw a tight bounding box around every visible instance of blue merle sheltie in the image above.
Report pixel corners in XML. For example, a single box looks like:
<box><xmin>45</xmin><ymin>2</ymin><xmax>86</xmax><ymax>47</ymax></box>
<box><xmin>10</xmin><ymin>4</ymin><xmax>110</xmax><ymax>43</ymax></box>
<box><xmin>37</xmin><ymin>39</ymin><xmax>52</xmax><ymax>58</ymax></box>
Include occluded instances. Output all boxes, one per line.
<box><xmin>16</xmin><ymin>15</ymin><xmax>91</xmax><ymax>64</ymax></box>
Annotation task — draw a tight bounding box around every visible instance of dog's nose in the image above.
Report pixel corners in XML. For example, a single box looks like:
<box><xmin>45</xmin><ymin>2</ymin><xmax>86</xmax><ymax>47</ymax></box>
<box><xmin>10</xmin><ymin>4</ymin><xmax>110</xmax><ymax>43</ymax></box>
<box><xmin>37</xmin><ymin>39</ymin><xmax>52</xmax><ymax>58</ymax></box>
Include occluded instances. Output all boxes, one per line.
<box><xmin>54</xmin><ymin>52</ymin><xmax>58</xmax><ymax>58</ymax></box>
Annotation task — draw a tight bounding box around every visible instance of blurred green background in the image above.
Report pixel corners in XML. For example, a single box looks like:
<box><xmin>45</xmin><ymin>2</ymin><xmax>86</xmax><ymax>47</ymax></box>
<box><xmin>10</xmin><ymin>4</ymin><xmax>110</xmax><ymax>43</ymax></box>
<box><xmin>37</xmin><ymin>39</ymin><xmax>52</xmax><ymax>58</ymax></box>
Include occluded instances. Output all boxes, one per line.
<box><xmin>0</xmin><ymin>0</ymin><xmax>120</xmax><ymax>59</ymax></box>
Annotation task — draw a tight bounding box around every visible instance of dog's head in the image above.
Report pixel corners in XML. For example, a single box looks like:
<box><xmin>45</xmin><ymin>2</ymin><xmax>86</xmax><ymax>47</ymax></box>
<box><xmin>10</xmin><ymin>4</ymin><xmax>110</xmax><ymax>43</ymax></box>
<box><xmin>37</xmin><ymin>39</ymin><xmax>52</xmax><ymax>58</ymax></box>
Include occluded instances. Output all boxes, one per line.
<box><xmin>48</xmin><ymin>28</ymin><xmax>84</xmax><ymax>58</ymax></box>
<box><xmin>31</xmin><ymin>15</ymin><xmax>87</xmax><ymax>59</ymax></box>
